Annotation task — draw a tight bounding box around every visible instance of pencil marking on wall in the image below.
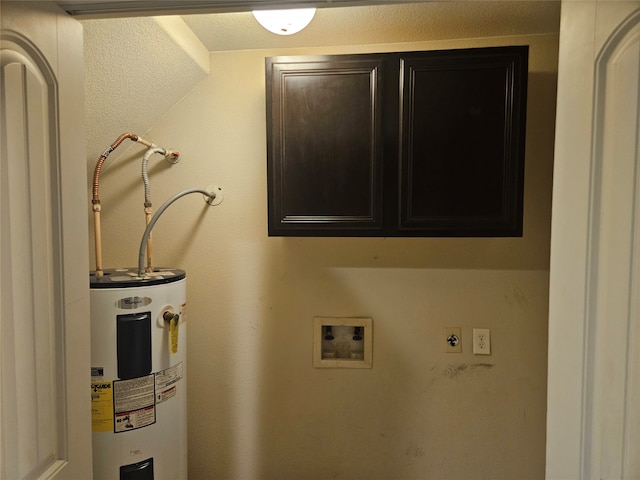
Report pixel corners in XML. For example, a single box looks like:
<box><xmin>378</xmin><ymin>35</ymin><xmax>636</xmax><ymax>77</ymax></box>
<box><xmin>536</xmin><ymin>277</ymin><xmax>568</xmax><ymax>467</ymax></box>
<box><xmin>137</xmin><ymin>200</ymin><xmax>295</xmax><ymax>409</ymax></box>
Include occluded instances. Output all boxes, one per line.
<box><xmin>505</xmin><ymin>286</ymin><xmax>529</xmax><ymax>308</ymax></box>
<box><xmin>405</xmin><ymin>443</ymin><xmax>425</xmax><ymax>457</ymax></box>
<box><xmin>442</xmin><ymin>363</ymin><xmax>495</xmax><ymax>378</ymax></box>
<box><xmin>470</xmin><ymin>363</ymin><xmax>495</xmax><ymax>370</ymax></box>
<box><xmin>442</xmin><ymin>364</ymin><xmax>468</xmax><ymax>378</ymax></box>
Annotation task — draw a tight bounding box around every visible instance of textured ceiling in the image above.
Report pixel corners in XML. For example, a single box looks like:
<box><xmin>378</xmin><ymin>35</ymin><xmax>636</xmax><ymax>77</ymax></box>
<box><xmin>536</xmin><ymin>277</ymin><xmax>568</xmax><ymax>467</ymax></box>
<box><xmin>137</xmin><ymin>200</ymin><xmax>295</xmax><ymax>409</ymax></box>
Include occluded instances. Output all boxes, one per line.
<box><xmin>182</xmin><ymin>1</ymin><xmax>561</xmax><ymax>52</ymax></box>
<box><xmin>82</xmin><ymin>1</ymin><xmax>560</xmax><ymax>170</ymax></box>
<box><xmin>83</xmin><ymin>16</ymin><xmax>210</xmax><ymax>166</ymax></box>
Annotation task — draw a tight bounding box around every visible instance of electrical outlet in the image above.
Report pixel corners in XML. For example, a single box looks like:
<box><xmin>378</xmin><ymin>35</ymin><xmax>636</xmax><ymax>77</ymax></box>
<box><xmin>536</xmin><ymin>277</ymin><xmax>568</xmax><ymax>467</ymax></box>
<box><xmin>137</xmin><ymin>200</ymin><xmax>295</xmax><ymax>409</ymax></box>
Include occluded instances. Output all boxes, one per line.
<box><xmin>444</xmin><ymin>327</ymin><xmax>462</xmax><ymax>353</ymax></box>
<box><xmin>473</xmin><ymin>328</ymin><xmax>491</xmax><ymax>355</ymax></box>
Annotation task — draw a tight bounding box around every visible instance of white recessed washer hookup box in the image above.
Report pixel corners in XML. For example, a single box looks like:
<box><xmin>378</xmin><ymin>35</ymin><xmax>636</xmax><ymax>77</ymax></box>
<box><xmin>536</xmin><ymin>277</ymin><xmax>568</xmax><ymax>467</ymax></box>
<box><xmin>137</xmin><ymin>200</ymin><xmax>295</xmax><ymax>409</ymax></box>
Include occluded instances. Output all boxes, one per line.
<box><xmin>313</xmin><ymin>317</ymin><xmax>372</xmax><ymax>369</ymax></box>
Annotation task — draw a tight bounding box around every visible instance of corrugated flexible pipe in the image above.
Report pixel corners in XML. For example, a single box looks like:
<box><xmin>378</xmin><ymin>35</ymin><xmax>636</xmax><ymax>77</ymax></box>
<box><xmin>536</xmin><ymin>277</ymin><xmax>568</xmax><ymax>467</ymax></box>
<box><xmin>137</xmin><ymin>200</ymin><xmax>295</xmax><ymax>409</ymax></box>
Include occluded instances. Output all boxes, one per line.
<box><xmin>137</xmin><ymin>188</ymin><xmax>216</xmax><ymax>277</ymax></box>
<box><xmin>141</xmin><ymin>147</ymin><xmax>181</xmax><ymax>273</ymax></box>
<box><xmin>91</xmin><ymin>133</ymin><xmax>155</xmax><ymax>277</ymax></box>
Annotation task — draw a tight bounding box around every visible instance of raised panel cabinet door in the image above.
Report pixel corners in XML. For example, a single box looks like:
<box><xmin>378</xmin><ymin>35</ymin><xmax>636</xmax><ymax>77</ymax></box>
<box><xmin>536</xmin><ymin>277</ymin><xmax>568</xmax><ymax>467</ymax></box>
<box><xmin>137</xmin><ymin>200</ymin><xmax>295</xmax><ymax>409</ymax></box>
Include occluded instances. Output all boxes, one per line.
<box><xmin>266</xmin><ymin>47</ymin><xmax>528</xmax><ymax>237</ymax></box>
<box><xmin>266</xmin><ymin>56</ymin><xmax>385</xmax><ymax>236</ymax></box>
<box><xmin>398</xmin><ymin>46</ymin><xmax>528</xmax><ymax>236</ymax></box>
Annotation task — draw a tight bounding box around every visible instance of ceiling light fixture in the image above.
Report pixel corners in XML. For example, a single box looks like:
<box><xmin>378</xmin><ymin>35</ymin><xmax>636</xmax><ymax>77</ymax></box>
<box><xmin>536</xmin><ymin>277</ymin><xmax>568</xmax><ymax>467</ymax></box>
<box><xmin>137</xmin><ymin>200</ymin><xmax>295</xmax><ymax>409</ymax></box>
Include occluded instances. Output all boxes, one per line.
<box><xmin>252</xmin><ymin>8</ymin><xmax>316</xmax><ymax>35</ymax></box>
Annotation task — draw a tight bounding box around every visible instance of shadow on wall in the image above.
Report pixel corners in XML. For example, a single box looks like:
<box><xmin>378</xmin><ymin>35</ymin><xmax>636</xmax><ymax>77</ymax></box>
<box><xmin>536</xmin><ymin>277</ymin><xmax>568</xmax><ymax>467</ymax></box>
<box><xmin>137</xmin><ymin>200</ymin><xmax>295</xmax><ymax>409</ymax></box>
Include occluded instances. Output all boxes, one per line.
<box><xmin>252</xmin><ymin>72</ymin><xmax>557</xmax><ymax>275</ymax></box>
<box><xmin>255</xmin><ymin>250</ymin><xmax>549</xmax><ymax>479</ymax></box>
<box><xmin>100</xmin><ymin>36</ymin><xmax>557</xmax><ymax>480</ymax></box>
<box><xmin>247</xmin><ymin>71</ymin><xmax>555</xmax><ymax>480</ymax></box>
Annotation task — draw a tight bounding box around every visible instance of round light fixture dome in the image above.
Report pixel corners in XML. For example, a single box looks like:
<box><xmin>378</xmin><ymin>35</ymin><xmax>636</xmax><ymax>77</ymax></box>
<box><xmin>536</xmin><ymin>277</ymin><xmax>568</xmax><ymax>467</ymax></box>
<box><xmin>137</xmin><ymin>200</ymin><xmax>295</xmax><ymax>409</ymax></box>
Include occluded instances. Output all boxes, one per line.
<box><xmin>252</xmin><ymin>8</ymin><xmax>316</xmax><ymax>35</ymax></box>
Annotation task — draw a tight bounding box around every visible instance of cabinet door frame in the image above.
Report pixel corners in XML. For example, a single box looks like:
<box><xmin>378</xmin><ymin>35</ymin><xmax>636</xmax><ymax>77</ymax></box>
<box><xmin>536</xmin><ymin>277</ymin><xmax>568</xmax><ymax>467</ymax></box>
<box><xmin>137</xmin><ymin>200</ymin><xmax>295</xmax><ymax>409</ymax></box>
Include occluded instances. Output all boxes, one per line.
<box><xmin>265</xmin><ymin>46</ymin><xmax>528</xmax><ymax>237</ymax></box>
<box><xmin>266</xmin><ymin>55</ymin><xmax>386</xmax><ymax>236</ymax></box>
<box><xmin>398</xmin><ymin>46</ymin><xmax>528</xmax><ymax>237</ymax></box>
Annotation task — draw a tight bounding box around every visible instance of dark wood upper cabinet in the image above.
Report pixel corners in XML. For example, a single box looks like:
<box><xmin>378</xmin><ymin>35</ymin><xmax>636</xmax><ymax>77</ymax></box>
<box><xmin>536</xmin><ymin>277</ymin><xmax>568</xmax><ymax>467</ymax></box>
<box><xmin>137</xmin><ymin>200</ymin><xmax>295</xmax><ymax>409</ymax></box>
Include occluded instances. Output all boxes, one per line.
<box><xmin>266</xmin><ymin>46</ymin><xmax>528</xmax><ymax>237</ymax></box>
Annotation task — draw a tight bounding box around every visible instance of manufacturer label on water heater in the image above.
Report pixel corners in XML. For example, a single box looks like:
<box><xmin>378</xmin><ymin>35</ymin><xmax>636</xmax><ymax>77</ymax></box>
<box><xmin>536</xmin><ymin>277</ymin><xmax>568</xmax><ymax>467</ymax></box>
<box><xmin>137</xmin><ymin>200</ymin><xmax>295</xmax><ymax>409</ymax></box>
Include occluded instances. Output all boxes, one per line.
<box><xmin>116</xmin><ymin>296</ymin><xmax>152</xmax><ymax>309</ymax></box>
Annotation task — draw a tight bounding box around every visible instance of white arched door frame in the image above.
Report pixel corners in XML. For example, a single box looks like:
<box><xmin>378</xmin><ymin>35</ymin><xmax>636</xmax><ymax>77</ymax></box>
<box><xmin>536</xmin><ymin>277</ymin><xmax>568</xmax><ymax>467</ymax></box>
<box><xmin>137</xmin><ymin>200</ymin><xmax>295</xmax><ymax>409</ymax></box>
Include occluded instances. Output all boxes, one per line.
<box><xmin>1</xmin><ymin>2</ymin><xmax>91</xmax><ymax>479</ymax></box>
<box><xmin>547</xmin><ymin>2</ymin><xmax>640</xmax><ymax>478</ymax></box>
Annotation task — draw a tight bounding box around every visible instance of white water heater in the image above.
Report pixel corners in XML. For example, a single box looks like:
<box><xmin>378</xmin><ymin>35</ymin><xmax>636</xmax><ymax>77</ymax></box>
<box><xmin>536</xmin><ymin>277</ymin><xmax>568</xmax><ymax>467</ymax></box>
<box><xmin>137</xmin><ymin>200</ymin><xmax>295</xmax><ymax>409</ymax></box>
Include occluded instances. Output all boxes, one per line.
<box><xmin>88</xmin><ymin>132</ymin><xmax>222</xmax><ymax>479</ymax></box>
<box><xmin>90</xmin><ymin>268</ymin><xmax>188</xmax><ymax>480</ymax></box>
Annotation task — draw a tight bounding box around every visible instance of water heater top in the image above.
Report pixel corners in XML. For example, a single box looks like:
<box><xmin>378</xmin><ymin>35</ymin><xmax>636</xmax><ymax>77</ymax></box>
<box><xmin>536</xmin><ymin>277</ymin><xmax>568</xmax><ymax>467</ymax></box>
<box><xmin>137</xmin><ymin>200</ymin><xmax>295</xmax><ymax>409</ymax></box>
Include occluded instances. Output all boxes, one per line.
<box><xmin>90</xmin><ymin>268</ymin><xmax>186</xmax><ymax>289</ymax></box>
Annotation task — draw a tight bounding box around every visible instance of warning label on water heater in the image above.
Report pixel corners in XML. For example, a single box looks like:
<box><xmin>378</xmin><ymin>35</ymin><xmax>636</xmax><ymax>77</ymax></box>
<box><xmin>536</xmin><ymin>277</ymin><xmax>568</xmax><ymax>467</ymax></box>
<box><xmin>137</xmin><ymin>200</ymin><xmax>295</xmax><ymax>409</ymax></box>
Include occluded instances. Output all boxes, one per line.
<box><xmin>113</xmin><ymin>374</ymin><xmax>156</xmax><ymax>433</ymax></box>
<box><xmin>155</xmin><ymin>362</ymin><xmax>183</xmax><ymax>404</ymax></box>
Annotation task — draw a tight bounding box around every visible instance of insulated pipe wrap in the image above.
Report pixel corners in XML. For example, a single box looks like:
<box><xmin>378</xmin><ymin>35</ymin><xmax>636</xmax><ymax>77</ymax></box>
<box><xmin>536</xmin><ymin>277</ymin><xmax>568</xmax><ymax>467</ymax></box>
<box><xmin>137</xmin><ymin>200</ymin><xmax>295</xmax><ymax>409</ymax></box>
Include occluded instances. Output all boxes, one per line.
<box><xmin>142</xmin><ymin>147</ymin><xmax>166</xmax><ymax>205</ymax></box>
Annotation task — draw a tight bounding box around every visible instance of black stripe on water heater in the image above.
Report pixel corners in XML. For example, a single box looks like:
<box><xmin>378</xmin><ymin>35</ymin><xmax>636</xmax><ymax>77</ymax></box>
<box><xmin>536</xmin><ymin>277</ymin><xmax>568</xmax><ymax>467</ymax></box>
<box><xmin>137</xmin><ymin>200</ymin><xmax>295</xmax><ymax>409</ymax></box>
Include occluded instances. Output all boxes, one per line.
<box><xmin>90</xmin><ymin>268</ymin><xmax>185</xmax><ymax>289</ymax></box>
<box><xmin>117</xmin><ymin>312</ymin><xmax>152</xmax><ymax>380</ymax></box>
<box><xmin>120</xmin><ymin>457</ymin><xmax>154</xmax><ymax>480</ymax></box>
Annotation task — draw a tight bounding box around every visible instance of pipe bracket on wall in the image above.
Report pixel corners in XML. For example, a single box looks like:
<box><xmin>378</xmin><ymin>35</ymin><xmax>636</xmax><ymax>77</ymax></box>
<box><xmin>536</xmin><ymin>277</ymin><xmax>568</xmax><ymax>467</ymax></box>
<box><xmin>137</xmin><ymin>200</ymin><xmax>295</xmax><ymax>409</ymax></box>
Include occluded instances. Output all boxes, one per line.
<box><xmin>165</xmin><ymin>150</ymin><xmax>181</xmax><ymax>164</ymax></box>
<box><xmin>205</xmin><ymin>185</ymin><xmax>224</xmax><ymax>206</ymax></box>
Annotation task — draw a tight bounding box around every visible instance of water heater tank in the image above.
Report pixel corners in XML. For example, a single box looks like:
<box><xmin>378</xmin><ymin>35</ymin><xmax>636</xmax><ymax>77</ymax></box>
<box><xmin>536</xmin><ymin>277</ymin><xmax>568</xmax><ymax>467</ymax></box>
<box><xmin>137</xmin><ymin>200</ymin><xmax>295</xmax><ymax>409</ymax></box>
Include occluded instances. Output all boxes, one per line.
<box><xmin>90</xmin><ymin>268</ymin><xmax>187</xmax><ymax>480</ymax></box>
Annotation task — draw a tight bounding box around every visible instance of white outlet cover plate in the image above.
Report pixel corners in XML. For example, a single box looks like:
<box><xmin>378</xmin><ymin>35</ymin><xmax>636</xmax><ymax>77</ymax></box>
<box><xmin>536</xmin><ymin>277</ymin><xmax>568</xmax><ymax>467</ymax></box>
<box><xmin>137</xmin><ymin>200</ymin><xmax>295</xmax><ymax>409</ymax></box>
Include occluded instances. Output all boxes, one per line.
<box><xmin>473</xmin><ymin>328</ymin><xmax>491</xmax><ymax>355</ymax></box>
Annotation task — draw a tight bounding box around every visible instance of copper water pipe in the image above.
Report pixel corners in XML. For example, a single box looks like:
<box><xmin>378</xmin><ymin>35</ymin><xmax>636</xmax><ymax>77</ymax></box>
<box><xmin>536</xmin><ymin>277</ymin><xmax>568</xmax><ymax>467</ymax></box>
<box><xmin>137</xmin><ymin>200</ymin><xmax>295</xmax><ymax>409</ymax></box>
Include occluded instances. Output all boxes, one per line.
<box><xmin>91</xmin><ymin>133</ymin><xmax>154</xmax><ymax>277</ymax></box>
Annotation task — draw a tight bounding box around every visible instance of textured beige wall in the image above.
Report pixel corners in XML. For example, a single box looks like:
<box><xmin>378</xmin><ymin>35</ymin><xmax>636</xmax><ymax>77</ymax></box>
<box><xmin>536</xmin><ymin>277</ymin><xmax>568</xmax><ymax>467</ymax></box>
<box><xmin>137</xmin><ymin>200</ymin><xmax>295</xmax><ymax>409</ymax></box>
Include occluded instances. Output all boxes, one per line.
<box><xmin>93</xmin><ymin>33</ymin><xmax>558</xmax><ymax>480</ymax></box>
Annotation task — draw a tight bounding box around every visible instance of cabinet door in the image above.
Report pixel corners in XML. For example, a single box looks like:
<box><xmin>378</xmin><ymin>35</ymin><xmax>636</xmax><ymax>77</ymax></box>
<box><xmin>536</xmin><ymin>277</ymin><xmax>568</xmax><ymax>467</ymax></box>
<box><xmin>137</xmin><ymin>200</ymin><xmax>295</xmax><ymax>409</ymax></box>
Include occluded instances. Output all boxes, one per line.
<box><xmin>266</xmin><ymin>47</ymin><xmax>528</xmax><ymax>237</ymax></box>
<box><xmin>398</xmin><ymin>46</ymin><xmax>528</xmax><ymax>236</ymax></box>
<box><xmin>266</xmin><ymin>56</ymin><xmax>385</xmax><ymax>236</ymax></box>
